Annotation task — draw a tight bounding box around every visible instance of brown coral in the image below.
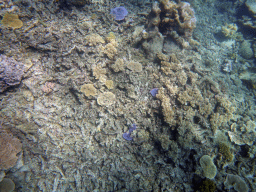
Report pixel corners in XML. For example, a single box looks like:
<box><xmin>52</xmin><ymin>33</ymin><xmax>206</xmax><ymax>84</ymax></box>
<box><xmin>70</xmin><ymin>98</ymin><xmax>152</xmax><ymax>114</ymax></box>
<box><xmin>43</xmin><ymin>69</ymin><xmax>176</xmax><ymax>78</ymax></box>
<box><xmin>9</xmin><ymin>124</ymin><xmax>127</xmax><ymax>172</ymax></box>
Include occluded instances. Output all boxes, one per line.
<box><xmin>0</xmin><ymin>131</ymin><xmax>22</xmax><ymax>170</ymax></box>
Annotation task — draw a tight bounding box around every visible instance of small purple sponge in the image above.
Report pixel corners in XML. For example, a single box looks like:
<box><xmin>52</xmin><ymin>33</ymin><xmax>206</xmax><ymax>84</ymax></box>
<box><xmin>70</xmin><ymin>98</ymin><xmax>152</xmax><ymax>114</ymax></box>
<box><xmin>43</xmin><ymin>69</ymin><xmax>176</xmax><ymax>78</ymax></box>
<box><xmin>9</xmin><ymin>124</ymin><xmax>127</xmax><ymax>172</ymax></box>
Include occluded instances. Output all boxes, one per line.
<box><xmin>150</xmin><ymin>88</ymin><xmax>158</xmax><ymax>97</ymax></box>
<box><xmin>110</xmin><ymin>6</ymin><xmax>128</xmax><ymax>21</ymax></box>
<box><xmin>123</xmin><ymin>124</ymin><xmax>137</xmax><ymax>141</ymax></box>
<box><xmin>122</xmin><ymin>132</ymin><xmax>133</xmax><ymax>141</ymax></box>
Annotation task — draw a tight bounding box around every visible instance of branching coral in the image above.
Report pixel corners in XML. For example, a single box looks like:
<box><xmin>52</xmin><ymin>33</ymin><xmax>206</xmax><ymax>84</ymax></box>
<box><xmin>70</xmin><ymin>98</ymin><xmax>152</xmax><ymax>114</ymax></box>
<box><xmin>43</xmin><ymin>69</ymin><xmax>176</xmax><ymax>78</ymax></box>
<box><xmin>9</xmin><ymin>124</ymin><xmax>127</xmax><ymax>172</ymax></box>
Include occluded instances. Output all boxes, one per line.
<box><xmin>148</xmin><ymin>0</ymin><xmax>196</xmax><ymax>41</ymax></box>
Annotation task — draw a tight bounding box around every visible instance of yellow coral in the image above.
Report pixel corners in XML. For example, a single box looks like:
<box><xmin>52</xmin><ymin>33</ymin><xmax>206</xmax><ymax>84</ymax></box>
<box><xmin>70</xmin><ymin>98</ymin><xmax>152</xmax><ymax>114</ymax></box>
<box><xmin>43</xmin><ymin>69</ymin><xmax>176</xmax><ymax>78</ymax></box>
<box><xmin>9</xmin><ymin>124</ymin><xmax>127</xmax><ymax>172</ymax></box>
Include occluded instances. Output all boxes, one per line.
<box><xmin>80</xmin><ymin>84</ymin><xmax>97</xmax><ymax>97</ymax></box>
<box><xmin>85</xmin><ymin>33</ymin><xmax>105</xmax><ymax>46</ymax></box>
<box><xmin>111</xmin><ymin>58</ymin><xmax>125</xmax><ymax>72</ymax></box>
<box><xmin>156</xmin><ymin>88</ymin><xmax>175</xmax><ymax>126</ymax></box>
<box><xmin>103</xmin><ymin>40</ymin><xmax>117</xmax><ymax>59</ymax></box>
<box><xmin>106</xmin><ymin>32</ymin><xmax>116</xmax><ymax>43</ymax></box>
<box><xmin>97</xmin><ymin>92</ymin><xmax>116</xmax><ymax>106</ymax></box>
<box><xmin>92</xmin><ymin>65</ymin><xmax>106</xmax><ymax>80</ymax></box>
<box><xmin>127</xmin><ymin>60</ymin><xmax>143</xmax><ymax>72</ymax></box>
<box><xmin>105</xmin><ymin>80</ymin><xmax>114</xmax><ymax>89</ymax></box>
<box><xmin>221</xmin><ymin>23</ymin><xmax>238</xmax><ymax>39</ymax></box>
<box><xmin>1</xmin><ymin>13</ymin><xmax>23</xmax><ymax>29</ymax></box>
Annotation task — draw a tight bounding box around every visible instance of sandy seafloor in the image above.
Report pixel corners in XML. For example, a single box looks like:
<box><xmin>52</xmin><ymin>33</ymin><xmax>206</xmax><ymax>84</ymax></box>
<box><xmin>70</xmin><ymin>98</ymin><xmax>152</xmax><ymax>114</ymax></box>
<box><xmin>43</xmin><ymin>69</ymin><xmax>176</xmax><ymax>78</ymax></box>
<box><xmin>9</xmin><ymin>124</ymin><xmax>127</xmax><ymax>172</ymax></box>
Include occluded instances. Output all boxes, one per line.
<box><xmin>0</xmin><ymin>0</ymin><xmax>256</xmax><ymax>191</ymax></box>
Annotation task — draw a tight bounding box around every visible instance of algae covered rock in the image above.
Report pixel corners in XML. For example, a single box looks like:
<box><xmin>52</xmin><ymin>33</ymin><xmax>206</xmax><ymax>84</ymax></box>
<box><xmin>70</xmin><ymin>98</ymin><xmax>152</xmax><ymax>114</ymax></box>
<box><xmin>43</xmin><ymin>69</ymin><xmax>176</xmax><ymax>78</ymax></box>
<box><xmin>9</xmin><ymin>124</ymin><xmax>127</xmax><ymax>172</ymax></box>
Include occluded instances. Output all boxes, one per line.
<box><xmin>199</xmin><ymin>155</ymin><xmax>217</xmax><ymax>179</ymax></box>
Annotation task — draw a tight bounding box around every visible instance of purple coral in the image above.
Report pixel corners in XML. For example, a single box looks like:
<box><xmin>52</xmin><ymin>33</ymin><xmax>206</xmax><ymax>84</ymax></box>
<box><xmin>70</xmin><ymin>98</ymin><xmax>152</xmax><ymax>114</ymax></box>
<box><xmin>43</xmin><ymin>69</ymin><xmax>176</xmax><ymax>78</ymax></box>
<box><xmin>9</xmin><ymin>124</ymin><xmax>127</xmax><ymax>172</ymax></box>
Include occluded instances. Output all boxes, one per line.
<box><xmin>110</xmin><ymin>6</ymin><xmax>128</xmax><ymax>21</ymax></box>
<box><xmin>0</xmin><ymin>55</ymin><xmax>25</xmax><ymax>93</ymax></box>
<box><xmin>123</xmin><ymin>124</ymin><xmax>137</xmax><ymax>141</ymax></box>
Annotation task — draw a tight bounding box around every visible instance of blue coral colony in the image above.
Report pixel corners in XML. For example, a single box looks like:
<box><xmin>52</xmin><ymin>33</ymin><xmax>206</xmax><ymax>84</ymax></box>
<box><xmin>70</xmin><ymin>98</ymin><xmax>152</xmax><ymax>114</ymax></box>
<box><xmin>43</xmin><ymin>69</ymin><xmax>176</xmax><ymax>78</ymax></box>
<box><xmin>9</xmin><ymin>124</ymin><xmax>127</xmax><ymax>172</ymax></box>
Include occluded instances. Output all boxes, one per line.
<box><xmin>0</xmin><ymin>0</ymin><xmax>256</xmax><ymax>191</ymax></box>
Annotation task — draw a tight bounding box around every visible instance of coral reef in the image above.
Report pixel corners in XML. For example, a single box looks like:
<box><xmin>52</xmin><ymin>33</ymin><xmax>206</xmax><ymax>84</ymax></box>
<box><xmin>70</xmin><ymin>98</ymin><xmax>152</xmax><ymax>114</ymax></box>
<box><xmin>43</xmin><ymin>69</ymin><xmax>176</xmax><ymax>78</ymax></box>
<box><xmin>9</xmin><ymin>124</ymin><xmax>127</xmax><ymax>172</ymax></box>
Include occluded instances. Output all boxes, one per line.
<box><xmin>111</xmin><ymin>58</ymin><xmax>125</xmax><ymax>72</ymax></box>
<box><xmin>102</xmin><ymin>40</ymin><xmax>118</xmax><ymax>59</ymax></box>
<box><xmin>0</xmin><ymin>0</ymin><xmax>255</xmax><ymax>191</ymax></box>
<box><xmin>239</xmin><ymin>40</ymin><xmax>254</xmax><ymax>59</ymax></box>
<box><xmin>245</xmin><ymin>0</ymin><xmax>256</xmax><ymax>18</ymax></box>
<box><xmin>105</xmin><ymin>80</ymin><xmax>113</xmax><ymax>89</ymax></box>
<box><xmin>198</xmin><ymin>179</ymin><xmax>216</xmax><ymax>192</ymax></box>
<box><xmin>218</xmin><ymin>142</ymin><xmax>234</xmax><ymax>163</ymax></box>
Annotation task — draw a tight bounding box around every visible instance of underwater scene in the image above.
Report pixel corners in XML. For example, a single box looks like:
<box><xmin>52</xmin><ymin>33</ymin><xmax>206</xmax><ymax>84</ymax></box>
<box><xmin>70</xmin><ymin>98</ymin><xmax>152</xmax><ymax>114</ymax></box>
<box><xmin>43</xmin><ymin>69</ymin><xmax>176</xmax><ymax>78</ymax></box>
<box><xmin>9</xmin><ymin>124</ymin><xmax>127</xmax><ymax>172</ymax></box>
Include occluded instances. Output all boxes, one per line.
<box><xmin>0</xmin><ymin>0</ymin><xmax>256</xmax><ymax>191</ymax></box>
